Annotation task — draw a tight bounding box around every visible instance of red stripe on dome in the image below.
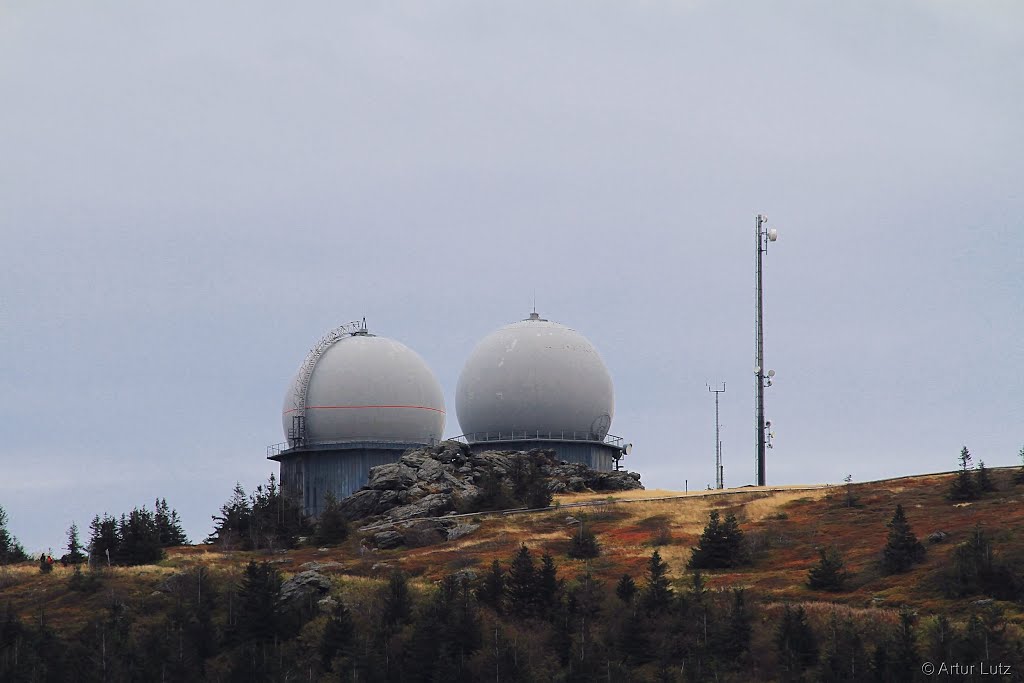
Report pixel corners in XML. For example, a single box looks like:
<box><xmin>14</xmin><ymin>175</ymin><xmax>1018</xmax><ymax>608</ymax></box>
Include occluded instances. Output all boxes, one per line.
<box><xmin>283</xmin><ymin>405</ymin><xmax>446</xmax><ymax>415</ymax></box>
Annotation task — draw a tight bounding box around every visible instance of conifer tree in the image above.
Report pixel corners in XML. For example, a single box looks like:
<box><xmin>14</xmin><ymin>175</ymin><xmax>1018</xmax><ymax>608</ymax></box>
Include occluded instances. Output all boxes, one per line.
<box><xmin>842</xmin><ymin>474</ymin><xmax>859</xmax><ymax>507</ymax></box>
<box><xmin>975</xmin><ymin>460</ymin><xmax>995</xmax><ymax>493</ymax></box>
<box><xmin>320</xmin><ymin>602</ymin><xmax>354</xmax><ymax>671</ymax></box>
<box><xmin>775</xmin><ymin>605</ymin><xmax>818</xmax><ymax>676</ymax></box>
<box><xmin>64</xmin><ymin>522</ymin><xmax>85</xmax><ymax>564</ymax></box>
<box><xmin>1015</xmin><ymin>444</ymin><xmax>1024</xmax><ymax>485</ymax></box>
<box><xmin>0</xmin><ymin>505</ymin><xmax>27</xmax><ymax>564</ymax></box>
<box><xmin>314</xmin><ymin>492</ymin><xmax>348</xmax><ymax>546</ymax></box>
<box><xmin>943</xmin><ymin>524</ymin><xmax>1019</xmax><ymax>599</ymax></box>
<box><xmin>618</xmin><ymin>609</ymin><xmax>652</xmax><ymax>665</ymax></box>
<box><xmin>807</xmin><ymin>546</ymin><xmax>849</xmax><ymax>591</ymax></box>
<box><xmin>207</xmin><ymin>482</ymin><xmax>251</xmax><ymax>548</ymax></box>
<box><xmin>819</xmin><ymin>611</ymin><xmax>866</xmax><ymax>682</ymax></box>
<box><xmin>689</xmin><ymin>510</ymin><xmax>747</xmax><ymax>569</ymax></box>
<box><xmin>567</xmin><ymin>517</ymin><xmax>600</xmax><ymax>559</ymax></box>
<box><xmin>235</xmin><ymin>560</ymin><xmax>282</xmax><ymax>642</ymax></box>
<box><xmin>887</xmin><ymin>609</ymin><xmax>918</xmax><ymax>682</ymax></box>
<box><xmin>476</xmin><ymin>559</ymin><xmax>505</xmax><ymax>613</ymax></box>
<box><xmin>949</xmin><ymin>446</ymin><xmax>979</xmax><ymax>501</ymax></box>
<box><xmin>882</xmin><ymin>504</ymin><xmax>925</xmax><ymax>574</ymax></box>
<box><xmin>155</xmin><ymin>498</ymin><xmax>188</xmax><ymax>546</ymax></box>
<box><xmin>615</xmin><ymin>574</ymin><xmax>637</xmax><ymax>604</ymax></box>
<box><xmin>507</xmin><ymin>544</ymin><xmax>538</xmax><ymax>617</ymax></box>
<box><xmin>719</xmin><ymin>588</ymin><xmax>752</xmax><ymax>661</ymax></box>
<box><xmin>118</xmin><ymin>507</ymin><xmax>164</xmax><ymax>565</ymax></box>
<box><xmin>641</xmin><ymin>549</ymin><xmax>673</xmax><ymax>612</ymax></box>
<box><xmin>380</xmin><ymin>570</ymin><xmax>413</xmax><ymax>633</ymax></box>
<box><xmin>537</xmin><ymin>552</ymin><xmax>562</xmax><ymax>616</ymax></box>
<box><xmin>249</xmin><ymin>473</ymin><xmax>307</xmax><ymax>549</ymax></box>
<box><xmin>89</xmin><ymin>513</ymin><xmax>119</xmax><ymax>564</ymax></box>
<box><xmin>924</xmin><ymin>615</ymin><xmax>955</xmax><ymax>666</ymax></box>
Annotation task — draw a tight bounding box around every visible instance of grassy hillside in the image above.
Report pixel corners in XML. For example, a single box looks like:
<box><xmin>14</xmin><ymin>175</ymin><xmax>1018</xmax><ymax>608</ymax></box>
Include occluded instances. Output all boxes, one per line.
<box><xmin>3</xmin><ymin>467</ymin><xmax>1023</xmax><ymax>680</ymax></box>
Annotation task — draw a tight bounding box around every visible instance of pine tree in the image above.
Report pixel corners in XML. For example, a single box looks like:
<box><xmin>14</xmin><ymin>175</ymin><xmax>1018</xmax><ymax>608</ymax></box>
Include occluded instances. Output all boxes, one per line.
<box><xmin>887</xmin><ymin>609</ymin><xmax>918</xmax><ymax>682</ymax></box>
<box><xmin>207</xmin><ymin>482</ymin><xmax>252</xmax><ymax>548</ymax></box>
<box><xmin>380</xmin><ymin>570</ymin><xmax>412</xmax><ymax>633</ymax></box>
<box><xmin>843</xmin><ymin>474</ymin><xmax>859</xmax><ymax>507</ymax></box>
<box><xmin>476</xmin><ymin>559</ymin><xmax>505</xmax><ymax>612</ymax></box>
<box><xmin>567</xmin><ymin>518</ymin><xmax>600</xmax><ymax>559</ymax></box>
<box><xmin>89</xmin><ymin>513</ymin><xmax>119</xmax><ymax>565</ymax></box>
<box><xmin>248</xmin><ymin>473</ymin><xmax>309</xmax><ymax>550</ymax></box>
<box><xmin>721</xmin><ymin>512</ymin><xmax>746</xmax><ymax>562</ymax></box>
<box><xmin>882</xmin><ymin>504</ymin><xmax>926</xmax><ymax>574</ymax></box>
<box><xmin>235</xmin><ymin>560</ymin><xmax>282</xmax><ymax>642</ymax></box>
<box><xmin>118</xmin><ymin>507</ymin><xmax>164</xmax><ymax>565</ymax></box>
<box><xmin>0</xmin><ymin>505</ymin><xmax>27</xmax><ymax>564</ymax></box>
<box><xmin>924</xmin><ymin>615</ymin><xmax>955</xmax><ymax>667</ymax></box>
<box><xmin>807</xmin><ymin>546</ymin><xmax>850</xmax><ymax>591</ymax></box>
<box><xmin>1015</xmin><ymin>444</ymin><xmax>1024</xmax><ymax>485</ymax></box>
<box><xmin>689</xmin><ymin>510</ymin><xmax>747</xmax><ymax>569</ymax></box>
<box><xmin>949</xmin><ymin>446</ymin><xmax>979</xmax><ymax>501</ymax></box>
<box><xmin>615</xmin><ymin>574</ymin><xmax>637</xmax><ymax>603</ymax></box>
<box><xmin>975</xmin><ymin>460</ymin><xmax>995</xmax><ymax>493</ymax></box>
<box><xmin>819</xmin><ymin>611</ymin><xmax>867</xmax><ymax>682</ymax></box>
<box><xmin>64</xmin><ymin>522</ymin><xmax>86</xmax><ymax>564</ymax></box>
<box><xmin>641</xmin><ymin>549</ymin><xmax>674</xmax><ymax>613</ymax></box>
<box><xmin>775</xmin><ymin>605</ymin><xmax>818</xmax><ymax>677</ymax></box>
<box><xmin>537</xmin><ymin>552</ymin><xmax>562</xmax><ymax>616</ymax></box>
<box><xmin>320</xmin><ymin>602</ymin><xmax>354</xmax><ymax>671</ymax></box>
<box><xmin>155</xmin><ymin>498</ymin><xmax>188</xmax><ymax>546</ymax></box>
<box><xmin>617</xmin><ymin>609</ymin><xmax>652</xmax><ymax>666</ymax></box>
<box><xmin>314</xmin><ymin>492</ymin><xmax>348</xmax><ymax>546</ymax></box>
<box><xmin>506</xmin><ymin>544</ymin><xmax>538</xmax><ymax>617</ymax></box>
<box><xmin>943</xmin><ymin>524</ymin><xmax>1019</xmax><ymax>600</ymax></box>
<box><xmin>719</xmin><ymin>588</ymin><xmax>752</xmax><ymax>661</ymax></box>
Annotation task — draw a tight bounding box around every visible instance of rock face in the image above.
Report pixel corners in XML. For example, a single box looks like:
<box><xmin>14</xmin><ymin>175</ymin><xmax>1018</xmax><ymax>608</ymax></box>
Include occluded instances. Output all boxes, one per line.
<box><xmin>278</xmin><ymin>570</ymin><xmax>331</xmax><ymax>610</ymax></box>
<box><xmin>337</xmin><ymin>441</ymin><xmax>643</xmax><ymax>528</ymax></box>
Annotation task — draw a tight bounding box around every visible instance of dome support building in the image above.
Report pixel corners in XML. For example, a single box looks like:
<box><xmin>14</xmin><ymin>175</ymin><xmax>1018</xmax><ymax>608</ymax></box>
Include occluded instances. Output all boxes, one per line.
<box><xmin>455</xmin><ymin>312</ymin><xmax>629</xmax><ymax>471</ymax></box>
<box><xmin>268</xmin><ymin>320</ymin><xmax>445</xmax><ymax>517</ymax></box>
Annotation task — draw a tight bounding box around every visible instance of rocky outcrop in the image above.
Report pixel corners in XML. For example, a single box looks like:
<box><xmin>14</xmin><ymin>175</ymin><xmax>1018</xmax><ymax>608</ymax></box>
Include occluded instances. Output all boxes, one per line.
<box><xmin>278</xmin><ymin>570</ymin><xmax>331</xmax><ymax>610</ymax></box>
<box><xmin>337</xmin><ymin>441</ymin><xmax>643</xmax><ymax>527</ymax></box>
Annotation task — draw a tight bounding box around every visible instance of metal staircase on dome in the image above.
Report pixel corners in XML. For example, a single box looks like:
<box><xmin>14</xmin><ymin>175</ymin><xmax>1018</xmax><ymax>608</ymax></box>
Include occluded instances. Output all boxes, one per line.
<box><xmin>286</xmin><ymin>318</ymin><xmax>367</xmax><ymax>447</ymax></box>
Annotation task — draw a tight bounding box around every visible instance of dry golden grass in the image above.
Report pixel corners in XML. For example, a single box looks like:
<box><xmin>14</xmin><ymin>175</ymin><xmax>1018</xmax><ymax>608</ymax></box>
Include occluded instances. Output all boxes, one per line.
<box><xmin>7</xmin><ymin>470</ymin><xmax>1024</xmax><ymax>634</ymax></box>
<box><xmin>554</xmin><ymin>484</ymin><xmax>828</xmax><ymax>505</ymax></box>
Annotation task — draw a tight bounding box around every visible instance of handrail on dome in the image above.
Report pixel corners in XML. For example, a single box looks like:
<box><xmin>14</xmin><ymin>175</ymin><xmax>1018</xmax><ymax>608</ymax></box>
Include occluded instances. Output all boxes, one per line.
<box><xmin>287</xmin><ymin>319</ymin><xmax>368</xmax><ymax>433</ymax></box>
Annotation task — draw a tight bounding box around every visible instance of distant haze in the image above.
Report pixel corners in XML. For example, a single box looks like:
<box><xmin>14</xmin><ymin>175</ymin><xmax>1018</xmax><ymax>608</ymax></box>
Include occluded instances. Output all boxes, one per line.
<box><xmin>2</xmin><ymin>2</ymin><xmax>1021</xmax><ymax>553</ymax></box>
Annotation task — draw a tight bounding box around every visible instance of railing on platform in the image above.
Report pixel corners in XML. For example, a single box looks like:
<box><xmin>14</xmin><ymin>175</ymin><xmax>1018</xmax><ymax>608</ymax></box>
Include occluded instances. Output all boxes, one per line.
<box><xmin>266</xmin><ymin>436</ymin><xmax>441</xmax><ymax>458</ymax></box>
<box><xmin>450</xmin><ymin>431</ymin><xmax>624</xmax><ymax>448</ymax></box>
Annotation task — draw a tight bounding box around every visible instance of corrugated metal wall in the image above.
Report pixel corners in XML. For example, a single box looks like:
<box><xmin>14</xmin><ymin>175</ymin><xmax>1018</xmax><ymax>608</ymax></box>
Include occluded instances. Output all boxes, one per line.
<box><xmin>277</xmin><ymin>439</ymin><xmax>622</xmax><ymax>518</ymax></box>
<box><xmin>278</xmin><ymin>447</ymin><xmax>406</xmax><ymax>517</ymax></box>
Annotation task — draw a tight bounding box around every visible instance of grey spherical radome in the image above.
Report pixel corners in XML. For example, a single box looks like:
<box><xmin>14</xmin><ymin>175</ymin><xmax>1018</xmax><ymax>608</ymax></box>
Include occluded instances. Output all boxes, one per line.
<box><xmin>282</xmin><ymin>332</ymin><xmax>445</xmax><ymax>446</ymax></box>
<box><xmin>455</xmin><ymin>313</ymin><xmax>614</xmax><ymax>442</ymax></box>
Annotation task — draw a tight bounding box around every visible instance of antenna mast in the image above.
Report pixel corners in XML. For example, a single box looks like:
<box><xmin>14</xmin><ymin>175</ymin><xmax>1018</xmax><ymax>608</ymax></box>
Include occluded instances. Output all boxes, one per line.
<box><xmin>755</xmin><ymin>214</ymin><xmax>779</xmax><ymax>486</ymax></box>
<box><xmin>708</xmin><ymin>382</ymin><xmax>726</xmax><ymax>489</ymax></box>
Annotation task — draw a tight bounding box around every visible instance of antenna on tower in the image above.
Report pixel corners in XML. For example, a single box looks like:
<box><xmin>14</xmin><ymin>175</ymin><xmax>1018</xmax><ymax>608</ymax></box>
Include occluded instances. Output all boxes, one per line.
<box><xmin>708</xmin><ymin>382</ymin><xmax>726</xmax><ymax>489</ymax></box>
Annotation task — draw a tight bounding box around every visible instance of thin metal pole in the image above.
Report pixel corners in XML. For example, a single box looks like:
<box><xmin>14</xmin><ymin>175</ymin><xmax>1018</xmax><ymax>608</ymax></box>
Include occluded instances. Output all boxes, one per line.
<box><xmin>709</xmin><ymin>382</ymin><xmax>726</xmax><ymax>489</ymax></box>
<box><xmin>755</xmin><ymin>215</ymin><xmax>766</xmax><ymax>486</ymax></box>
<box><xmin>716</xmin><ymin>390</ymin><xmax>721</xmax><ymax>489</ymax></box>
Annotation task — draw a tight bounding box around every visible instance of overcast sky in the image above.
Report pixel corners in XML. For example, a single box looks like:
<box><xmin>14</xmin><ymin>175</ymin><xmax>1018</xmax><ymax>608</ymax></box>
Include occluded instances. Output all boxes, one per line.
<box><xmin>2</xmin><ymin>1</ymin><xmax>1022</xmax><ymax>554</ymax></box>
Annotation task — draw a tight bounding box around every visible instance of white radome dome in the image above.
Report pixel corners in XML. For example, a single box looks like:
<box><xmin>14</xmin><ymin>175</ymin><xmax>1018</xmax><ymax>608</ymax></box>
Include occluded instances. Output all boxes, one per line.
<box><xmin>456</xmin><ymin>313</ymin><xmax>614</xmax><ymax>440</ymax></box>
<box><xmin>282</xmin><ymin>331</ymin><xmax>445</xmax><ymax>446</ymax></box>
